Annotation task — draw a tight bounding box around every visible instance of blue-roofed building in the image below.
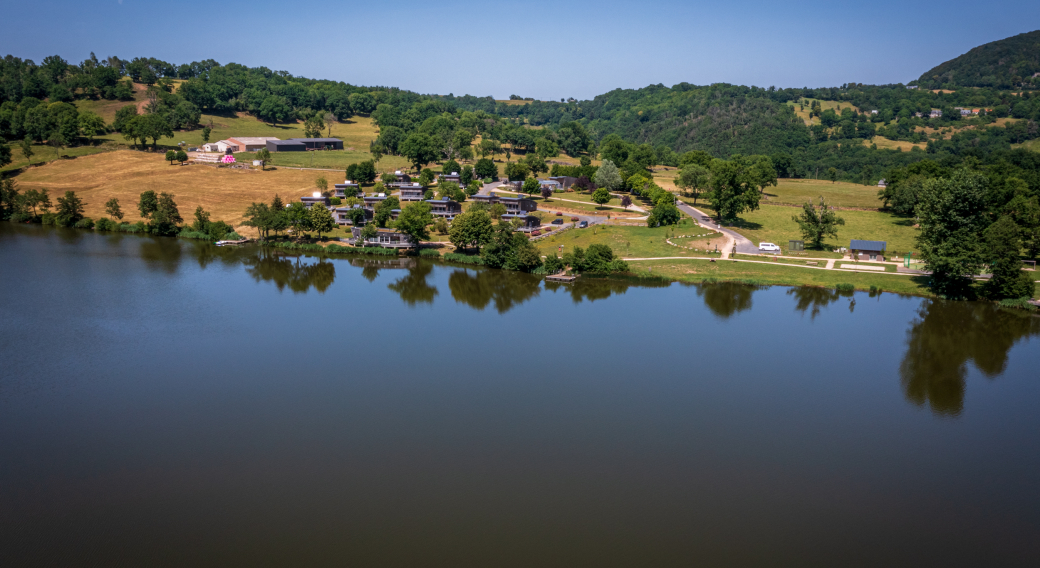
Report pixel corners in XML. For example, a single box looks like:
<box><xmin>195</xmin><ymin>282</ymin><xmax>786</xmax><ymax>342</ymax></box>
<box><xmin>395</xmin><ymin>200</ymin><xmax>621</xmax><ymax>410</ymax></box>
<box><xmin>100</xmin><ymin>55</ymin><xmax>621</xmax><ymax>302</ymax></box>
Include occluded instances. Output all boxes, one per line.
<box><xmin>850</xmin><ymin>240</ymin><xmax>886</xmax><ymax>261</ymax></box>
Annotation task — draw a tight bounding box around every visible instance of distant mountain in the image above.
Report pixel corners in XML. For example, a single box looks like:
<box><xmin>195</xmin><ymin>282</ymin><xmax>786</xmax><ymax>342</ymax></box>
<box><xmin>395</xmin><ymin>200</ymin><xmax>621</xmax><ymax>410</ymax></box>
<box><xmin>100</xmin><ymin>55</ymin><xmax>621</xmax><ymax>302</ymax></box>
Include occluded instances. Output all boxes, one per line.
<box><xmin>917</xmin><ymin>30</ymin><xmax>1040</xmax><ymax>89</ymax></box>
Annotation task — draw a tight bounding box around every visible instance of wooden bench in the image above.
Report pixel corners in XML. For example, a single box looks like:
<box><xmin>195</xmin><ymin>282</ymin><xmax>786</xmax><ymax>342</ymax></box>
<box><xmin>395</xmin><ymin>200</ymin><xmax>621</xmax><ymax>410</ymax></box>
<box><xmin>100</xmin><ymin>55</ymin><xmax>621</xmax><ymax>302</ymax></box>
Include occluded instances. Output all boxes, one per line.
<box><xmin>806</xmin><ymin>261</ymin><xmax>819</xmax><ymax>266</ymax></box>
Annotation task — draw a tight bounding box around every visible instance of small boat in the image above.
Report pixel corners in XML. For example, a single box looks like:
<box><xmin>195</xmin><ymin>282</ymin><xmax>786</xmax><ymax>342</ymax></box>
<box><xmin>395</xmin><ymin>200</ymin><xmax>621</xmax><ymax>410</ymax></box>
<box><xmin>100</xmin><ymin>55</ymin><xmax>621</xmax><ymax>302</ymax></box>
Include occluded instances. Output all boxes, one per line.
<box><xmin>215</xmin><ymin>239</ymin><xmax>249</xmax><ymax>246</ymax></box>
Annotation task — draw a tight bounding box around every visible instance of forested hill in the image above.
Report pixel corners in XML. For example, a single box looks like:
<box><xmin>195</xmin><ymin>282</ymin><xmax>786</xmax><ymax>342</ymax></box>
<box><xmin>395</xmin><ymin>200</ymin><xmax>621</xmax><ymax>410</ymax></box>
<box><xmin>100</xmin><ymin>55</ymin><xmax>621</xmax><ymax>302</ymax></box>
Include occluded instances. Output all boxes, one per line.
<box><xmin>917</xmin><ymin>30</ymin><xmax>1040</xmax><ymax>90</ymax></box>
<box><xmin>444</xmin><ymin>84</ymin><xmax>812</xmax><ymax>158</ymax></box>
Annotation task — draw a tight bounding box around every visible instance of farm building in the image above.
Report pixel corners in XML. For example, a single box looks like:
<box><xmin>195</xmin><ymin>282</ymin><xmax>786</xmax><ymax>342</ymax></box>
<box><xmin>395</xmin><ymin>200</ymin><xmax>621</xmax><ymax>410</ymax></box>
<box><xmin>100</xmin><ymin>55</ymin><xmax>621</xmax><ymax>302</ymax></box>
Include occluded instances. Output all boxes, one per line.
<box><xmin>549</xmin><ymin>176</ymin><xmax>578</xmax><ymax>189</ymax></box>
<box><xmin>267</xmin><ymin>140</ymin><xmax>306</xmax><ymax>152</ymax></box>
<box><xmin>266</xmin><ymin>138</ymin><xmax>345</xmax><ymax>152</ymax></box>
<box><xmin>228</xmin><ymin>137</ymin><xmax>280</xmax><ymax>152</ymax></box>
<box><xmin>203</xmin><ymin>140</ymin><xmax>239</xmax><ymax>153</ymax></box>
<box><xmin>850</xmin><ymin>239</ymin><xmax>887</xmax><ymax>261</ymax></box>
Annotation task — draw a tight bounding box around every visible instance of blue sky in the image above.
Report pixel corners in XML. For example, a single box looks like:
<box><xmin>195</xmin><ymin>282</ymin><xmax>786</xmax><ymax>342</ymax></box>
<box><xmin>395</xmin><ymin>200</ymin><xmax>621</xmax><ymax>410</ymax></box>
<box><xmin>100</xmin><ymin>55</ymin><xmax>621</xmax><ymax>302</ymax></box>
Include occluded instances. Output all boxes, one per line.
<box><xmin>2</xmin><ymin>0</ymin><xmax>1038</xmax><ymax>100</ymax></box>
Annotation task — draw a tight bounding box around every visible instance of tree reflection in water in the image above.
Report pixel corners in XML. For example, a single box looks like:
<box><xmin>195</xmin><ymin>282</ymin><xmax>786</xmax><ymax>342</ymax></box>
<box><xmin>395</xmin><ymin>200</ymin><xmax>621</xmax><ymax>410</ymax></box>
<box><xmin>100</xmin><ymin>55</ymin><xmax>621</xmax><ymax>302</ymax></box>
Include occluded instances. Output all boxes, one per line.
<box><xmin>695</xmin><ymin>282</ymin><xmax>760</xmax><ymax>319</ymax></box>
<box><xmin>900</xmin><ymin>300</ymin><xmax>1040</xmax><ymax>416</ymax></box>
<box><xmin>242</xmin><ymin>251</ymin><xmax>336</xmax><ymax>294</ymax></box>
<box><xmin>387</xmin><ymin>261</ymin><xmax>438</xmax><ymax>306</ymax></box>
<box><xmin>448</xmin><ymin>268</ymin><xmax>541</xmax><ymax>313</ymax></box>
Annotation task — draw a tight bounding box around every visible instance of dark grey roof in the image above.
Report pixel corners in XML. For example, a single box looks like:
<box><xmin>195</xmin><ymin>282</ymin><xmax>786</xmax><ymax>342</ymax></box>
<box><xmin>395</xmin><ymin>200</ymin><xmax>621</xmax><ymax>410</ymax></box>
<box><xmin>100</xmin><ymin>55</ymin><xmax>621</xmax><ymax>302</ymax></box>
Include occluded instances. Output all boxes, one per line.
<box><xmin>850</xmin><ymin>239</ymin><xmax>886</xmax><ymax>251</ymax></box>
<box><xmin>289</xmin><ymin>138</ymin><xmax>341</xmax><ymax>143</ymax></box>
<box><xmin>268</xmin><ymin>140</ymin><xmax>305</xmax><ymax>146</ymax></box>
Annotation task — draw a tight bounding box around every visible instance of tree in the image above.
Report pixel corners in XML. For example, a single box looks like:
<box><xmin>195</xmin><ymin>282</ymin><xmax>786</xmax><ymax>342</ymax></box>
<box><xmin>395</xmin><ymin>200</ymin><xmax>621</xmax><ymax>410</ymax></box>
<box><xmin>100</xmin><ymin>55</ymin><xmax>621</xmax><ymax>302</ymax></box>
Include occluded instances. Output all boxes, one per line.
<box><xmin>369</xmin><ymin>141</ymin><xmax>384</xmax><ymax>164</ymax></box>
<box><xmin>442</xmin><ymin>159</ymin><xmax>461</xmax><ymax>176</ymax></box>
<box><xmin>593</xmin><ymin>160</ymin><xmax>623</xmax><ymax>191</ymax></box>
<box><xmin>399</xmin><ymin>132</ymin><xmax>440</xmax><ymax>171</ymax></box>
<box><xmin>647</xmin><ymin>202</ymin><xmax>680</xmax><ymax>227</ymax></box>
<box><xmin>418</xmin><ymin>169</ymin><xmax>435</xmax><ymax>187</ymax></box>
<box><xmin>474</xmin><ymin>158</ymin><xmax>497</xmax><ymax>180</ymax></box>
<box><xmin>285</xmin><ymin>202</ymin><xmax>312</xmax><ymax>239</ymax></box>
<box><xmin>258</xmin><ymin>96</ymin><xmax>291</xmax><ymax>126</ymax></box>
<box><xmin>792</xmin><ymin>197</ymin><xmax>845</xmax><ymax>248</ymax></box>
<box><xmin>916</xmin><ymin>170</ymin><xmax>989</xmax><ymax>298</ymax></box>
<box><xmin>309</xmin><ymin>202</ymin><xmax>336</xmax><ymax>239</ymax></box>
<box><xmin>827</xmin><ymin>167</ymin><xmax>838</xmax><ymax>183</ymax></box>
<box><xmin>346</xmin><ymin>207</ymin><xmax>366</xmax><ymax>227</ymax></box>
<box><xmin>323</xmin><ymin>112</ymin><xmax>336</xmax><ymax>137</ymax></box>
<box><xmin>137</xmin><ymin>114</ymin><xmax>173</xmax><ymax>150</ymax></box>
<box><xmin>621</xmin><ymin>195</ymin><xmax>632</xmax><ymax>210</ymax></box>
<box><xmin>522</xmin><ymin>177</ymin><xmax>540</xmax><ymax>196</ymax></box>
<box><xmin>105</xmin><ymin>197</ymin><xmax>124</xmax><ymax>220</ymax></box>
<box><xmin>490</xmin><ymin>202</ymin><xmax>506</xmax><ymax>220</ymax></box>
<box><xmin>706</xmin><ymin>156</ymin><xmax>766</xmax><ymax>221</ymax></box>
<box><xmin>20</xmin><ymin>188</ymin><xmax>51</xmax><ymax>218</ymax></box>
<box><xmin>243</xmin><ymin>202</ymin><xmax>272</xmax><ymax>239</ymax></box>
<box><xmin>255</xmin><ymin>148</ymin><xmax>272</xmax><ymax>170</ymax></box>
<box><xmin>20</xmin><ymin>137</ymin><xmax>34</xmax><ymax>166</ymax></box>
<box><xmin>78</xmin><ymin>111</ymin><xmax>106</xmax><ymax>143</ymax></box>
<box><xmin>201</xmin><ymin>126</ymin><xmax>211</xmax><ymax>143</ymax></box>
<box><xmin>0</xmin><ymin>142</ymin><xmax>9</xmax><ymax>170</ymax></box>
<box><xmin>303</xmin><ymin>115</ymin><xmax>324</xmax><ymax>138</ymax></box>
<box><xmin>0</xmin><ymin>178</ymin><xmax>21</xmax><ymax>220</ymax></box>
<box><xmin>592</xmin><ymin>187</ymin><xmax>611</xmax><ymax>205</ymax></box>
<box><xmin>478</xmin><ymin>138</ymin><xmax>500</xmax><ymax>160</ymax></box>
<box><xmin>139</xmin><ymin>190</ymin><xmax>158</xmax><ymax>219</ymax></box>
<box><xmin>165</xmin><ymin>150</ymin><xmax>177</xmax><ymax>165</ymax></box>
<box><xmin>676</xmin><ymin>163</ymin><xmax>710</xmax><ymax>204</ymax></box>
<box><xmin>523</xmin><ymin>153</ymin><xmax>547</xmax><ymax>178</ymax></box>
<box><xmin>460</xmin><ymin>165</ymin><xmax>474</xmax><ymax>186</ymax></box>
<box><xmin>191</xmin><ymin>205</ymin><xmax>211</xmax><ymax>231</ymax></box>
<box><xmin>374</xmin><ymin>195</ymin><xmax>400</xmax><ymax>227</ymax></box>
<box><xmin>983</xmin><ymin>216</ymin><xmax>1034</xmax><ymax>299</ymax></box>
<box><xmin>151</xmin><ymin>192</ymin><xmax>182</xmax><ymax>235</ymax></box>
<box><xmin>541</xmin><ymin>186</ymin><xmax>553</xmax><ymax>200</ymax></box>
<box><xmin>315</xmin><ymin>176</ymin><xmax>329</xmax><ymax>196</ymax></box>
<box><xmin>175</xmin><ymin>150</ymin><xmax>188</xmax><ymax>164</ymax></box>
<box><xmin>449</xmin><ymin>209</ymin><xmax>494</xmax><ymax>251</ymax></box>
<box><xmin>505</xmin><ymin>161</ymin><xmax>530</xmax><ymax>182</ymax></box>
<box><xmin>395</xmin><ymin>201</ymin><xmax>432</xmax><ymax>249</ymax></box>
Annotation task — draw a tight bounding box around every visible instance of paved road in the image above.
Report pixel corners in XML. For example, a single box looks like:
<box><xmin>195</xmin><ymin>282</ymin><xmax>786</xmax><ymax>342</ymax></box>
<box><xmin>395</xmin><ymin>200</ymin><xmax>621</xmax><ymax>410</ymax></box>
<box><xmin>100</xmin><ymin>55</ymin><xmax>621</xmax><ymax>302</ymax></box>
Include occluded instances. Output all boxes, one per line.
<box><xmin>479</xmin><ymin>179</ymin><xmax>609</xmax><ymax>228</ymax></box>
<box><xmin>676</xmin><ymin>201</ymin><xmax>759</xmax><ymax>255</ymax></box>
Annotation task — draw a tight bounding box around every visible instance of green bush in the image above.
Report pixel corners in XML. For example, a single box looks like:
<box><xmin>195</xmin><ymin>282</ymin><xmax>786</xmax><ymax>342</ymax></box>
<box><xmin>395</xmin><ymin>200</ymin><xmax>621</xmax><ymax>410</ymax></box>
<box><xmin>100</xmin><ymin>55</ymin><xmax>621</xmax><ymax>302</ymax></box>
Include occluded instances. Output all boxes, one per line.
<box><xmin>73</xmin><ymin>217</ymin><xmax>95</xmax><ymax>230</ymax></box>
<box><xmin>178</xmin><ymin>230</ymin><xmax>211</xmax><ymax>240</ymax></box>
<box><xmin>836</xmin><ymin>283</ymin><xmax>855</xmax><ymax>293</ymax></box>
<box><xmin>998</xmin><ymin>298</ymin><xmax>1037</xmax><ymax>311</ymax></box>
<box><xmin>121</xmin><ymin>221</ymin><xmax>147</xmax><ymax>233</ymax></box>
<box><xmin>94</xmin><ymin>217</ymin><xmax>117</xmax><ymax>231</ymax></box>
<box><xmin>41</xmin><ymin>213</ymin><xmax>56</xmax><ymax>225</ymax></box>
<box><xmin>443</xmin><ymin>253</ymin><xmax>485</xmax><ymax>265</ymax></box>
<box><xmin>418</xmin><ymin>248</ymin><xmax>441</xmax><ymax>257</ymax></box>
<box><xmin>9</xmin><ymin>212</ymin><xmax>33</xmax><ymax>223</ymax></box>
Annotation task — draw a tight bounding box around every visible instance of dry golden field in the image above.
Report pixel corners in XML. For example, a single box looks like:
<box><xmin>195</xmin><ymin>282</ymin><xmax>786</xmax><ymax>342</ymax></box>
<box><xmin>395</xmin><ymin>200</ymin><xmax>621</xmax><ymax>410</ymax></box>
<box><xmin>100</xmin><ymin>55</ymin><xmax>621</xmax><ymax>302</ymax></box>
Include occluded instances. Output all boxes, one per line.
<box><xmin>12</xmin><ymin>150</ymin><xmax>329</xmax><ymax>235</ymax></box>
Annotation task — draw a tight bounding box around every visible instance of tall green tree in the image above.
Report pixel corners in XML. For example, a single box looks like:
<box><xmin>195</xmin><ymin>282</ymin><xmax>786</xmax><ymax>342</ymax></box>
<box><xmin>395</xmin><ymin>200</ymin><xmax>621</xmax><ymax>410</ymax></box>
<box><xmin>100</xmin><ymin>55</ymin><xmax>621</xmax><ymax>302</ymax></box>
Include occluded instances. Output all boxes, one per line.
<box><xmin>55</xmin><ymin>190</ymin><xmax>85</xmax><ymax>227</ymax></box>
<box><xmin>983</xmin><ymin>216</ymin><xmax>1034</xmax><ymax>299</ymax></box>
<box><xmin>593</xmin><ymin>160</ymin><xmax>623</xmax><ymax>191</ymax></box>
<box><xmin>399</xmin><ymin>133</ymin><xmax>440</xmax><ymax>171</ymax></box>
<box><xmin>448</xmin><ymin>209</ymin><xmax>493</xmax><ymax>251</ymax></box>
<box><xmin>20</xmin><ymin>138</ymin><xmax>34</xmax><ymax>166</ymax></box>
<box><xmin>916</xmin><ymin>170</ymin><xmax>989</xmax><ymax>298</ymax></box>
<box><xmin>395</xmin><ymin>201</ymin><xmax>432</xmax><ymax>249</ymax></box>
<box><xmin>676</xmin><ymin>163</ymin><xmax>710</xmax><ymax>204</ymax></box>
<box><xmin>255</xmin><ymin>148</ymin><xmax>272</xmax><ymax>170</ymax></box>
<box><xmin>309</xmin><ymin>202</ymin><xmax>336</xmax><ymax>239</ymax></box>
<box><xmin>706</xmin><ymin>156</ymin><xmax>767</xmax><ymax>221</ymax></box>
<box><xmin>793</xmin><ymin>196</ymin><xmax>846</xmax><ymax>248</ymax></box>
<box><xmin>0</xmin><ymin>142</ymin><xmax>10</xmax><ymax>169</ymax></box>
<box><xmin>78</xmin><ymin>111</ymin><xmax>106</xmax><ymax>143</ymax></box>
<box><xmin>138</xmin><ymin>190</ymin><xmax>158</xmax><ymax>219</ymax></box>
<box><xmin>285</xmin><ymin>202</ymin><xmax>312</xmax><ymax>239</ymax></box>
<box><xmin>165</xmin><ymin>150</ymin><xmax>177</xmax><ymax>165</ymax></box>
<box><xmin>21</xmin><ymin>188</ymin><xmax>51</xmax><ymax>217</ymax></box>
<box><xmin>522</xmin><ymin>177</ymin><xmax>540</xmax><ymax>196</ymax></box>
<box><xmin>150</xmin><ymin>192</ymin><xmax>182</xmax><ymax>235</ymax></box>
<box><xmin>105</xmin><ymin>198</ymin><xmax>124</xmax><ymax>220</ymax></box>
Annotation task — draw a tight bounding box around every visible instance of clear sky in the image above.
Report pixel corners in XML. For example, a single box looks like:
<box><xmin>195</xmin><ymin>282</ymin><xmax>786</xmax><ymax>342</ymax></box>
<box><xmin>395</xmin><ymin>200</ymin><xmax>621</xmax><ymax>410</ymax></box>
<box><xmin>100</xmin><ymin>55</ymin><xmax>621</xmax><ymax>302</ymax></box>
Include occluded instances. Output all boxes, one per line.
<box><xmin>2</xmin><ymin>0</ymin><xmax>1038</xmax><ymax>101</ymax></box>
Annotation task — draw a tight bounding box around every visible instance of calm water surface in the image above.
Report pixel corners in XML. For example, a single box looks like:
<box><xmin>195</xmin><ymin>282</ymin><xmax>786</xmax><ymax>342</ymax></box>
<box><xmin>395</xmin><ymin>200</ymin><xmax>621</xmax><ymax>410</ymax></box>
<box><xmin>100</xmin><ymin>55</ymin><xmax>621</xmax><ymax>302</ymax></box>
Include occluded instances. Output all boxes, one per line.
<box><xmin>1</xmin><ymin>223</ymin><xmax>1039</xmax><ymax>567</ymax></box>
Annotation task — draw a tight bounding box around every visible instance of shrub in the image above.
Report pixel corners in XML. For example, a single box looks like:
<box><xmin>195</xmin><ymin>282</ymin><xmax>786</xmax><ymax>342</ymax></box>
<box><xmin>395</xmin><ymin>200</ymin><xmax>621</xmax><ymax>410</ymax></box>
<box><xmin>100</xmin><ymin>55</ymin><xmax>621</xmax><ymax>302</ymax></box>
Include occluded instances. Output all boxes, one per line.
<box><xmin>10</xmin><ymin>212</ymin><xmax>33</xmax><ymax>223</ymax></box>
<box><xmin>836</xmin><ymin>283</ymin><xmax>855</xmax><ymax>293</ymax></box>
<box><xmin>997</xmin><ymin>298</ymin><xmax>1037</xmax><ymax>311</ymax></box>
<box><xmin>94</xmin><ymin>217</ymin><xmax>117</xmax><ymax>231</ymax></box>
<box><xmin>330</xmin><ymin>197</ymin><xmax>342</xmax><ymax>205</ymax></box>
<box><xmin>41</xmin><ymin>213</ymin><xmax>57</xmax><ymax>225</ymax></box>
<box><xmin>73</xmin><ymin>217</ymin><xmax>95</xmax><ymax>230</ymax></box>
<box><xmin>418</xmin><ymin>248</ymin><xmax>441</xmax><ymax>257</ymax></box>
<box><xmin>121</xmin><ymin>221</ymin><xmax>147</xmax><ymax>233</ymax></box>
<box><xmin>443</xmin><ymin>253</ymin><xmax>484</xmax><ymax>265</ymax></box>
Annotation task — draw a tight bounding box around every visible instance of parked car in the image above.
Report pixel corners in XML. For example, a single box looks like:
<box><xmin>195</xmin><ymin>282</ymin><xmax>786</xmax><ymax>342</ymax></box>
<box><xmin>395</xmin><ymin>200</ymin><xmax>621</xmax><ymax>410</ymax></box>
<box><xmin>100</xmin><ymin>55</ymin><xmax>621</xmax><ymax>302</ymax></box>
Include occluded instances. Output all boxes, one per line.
<box><xmin>759</xmin><ymin>242</ymin><xmax>781</xmax><ymax>252</ymax></box>
<box><xmin>578</xmin><ymin>221</ymin><xmax>588</xmax><ymax>228</ymax></box>
<box><xmin>570</xmin><ymin>216</ymin><xmax>579</xmax><ymax>221</ymax></box>
<box><xmin>555</xmin><ymin>211</ymin><xmax>562</xmax><ymax>216</ymax></box>
<box><xmin>531</xmin><ymin>230</ymin><xmax>542</xmax><ymax>236</ymax></box>
<box><xmin>551</xmin><ymin>218</ymin><xmax>564</xmax><ymax>225</ymax></box>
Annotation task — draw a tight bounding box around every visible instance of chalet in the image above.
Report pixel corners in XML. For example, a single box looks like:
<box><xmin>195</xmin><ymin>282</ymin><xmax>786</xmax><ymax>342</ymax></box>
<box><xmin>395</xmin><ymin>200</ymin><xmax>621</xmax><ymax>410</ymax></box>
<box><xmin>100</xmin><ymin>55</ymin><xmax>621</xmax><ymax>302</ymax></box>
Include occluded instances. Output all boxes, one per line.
<box><xmin>438</xmin><ymin>171</ymin><xmax>462</xmax><ymax>184</ymax></box>
<box><xmin>469</xmin><ymin>192</ymin><xmax>538</xmax><ymax>215</ymax></box>
<box><xmin>393</xmin><ymin>171</ymin><xmax>411</xmax><ymax>183</ymax></box>
<box><xmin>334</xmin><ymin>181</ymin><xmax>361</xmax><ymax>198</ymax></box>
<box><xmin>929</xmin><ymin>109</ymin><xmax>942</xmax><ymax>119</ymax></box>
<box><xmin>300</xmin><ymin>193</ymin><xmax>330</xmax><ymax>209</ymax></box>
<box><xmin>399</xmin><ymin>183</ymin><xmax>425</xmax><ymax>201</ymax></box>
<box><xmin>877</xmin><ymin>179</ymin><xmax>887</xmax><ymax>188</ymax></box>
<box><xmin>350</xmin><ymin>226</ymin><xmax>414</xmax><ymax>248</ymax></box>
<box><xmin>549</xmin><ymin>176</ymin><xmax>578</xmax><ymax>189</ymax></box>
<box><xmin>427</xmin><ymin>197</ymin><xmax>462</xmax><ymax>220</ymax></box>
<box><xmin>228</xmin><ymin>137</ymin><xmax>279</xmax><ymax>152</ymax></box>
<box><xmin>850</xmin><ymin>239</ymin><xmax>886</xmax><ymax>261</ymax></box>
<box><xmin>538</xmin><ymin>179</ymin><xmax>562</xmax><ymax>192</ymax></box>
<box><xmin>334</xmin><ymin>205</ymin><xmax>370</xmax><ymax>225</ymax></box>
<box><xmin>363</xmin><ymin>194</ymin><xmax>388</xmax><ymax>212</ymax></box>
<box><xmin>501</xmin><ymin>213</ymin><xmax>540</xmax><ymax>231</ymax></box>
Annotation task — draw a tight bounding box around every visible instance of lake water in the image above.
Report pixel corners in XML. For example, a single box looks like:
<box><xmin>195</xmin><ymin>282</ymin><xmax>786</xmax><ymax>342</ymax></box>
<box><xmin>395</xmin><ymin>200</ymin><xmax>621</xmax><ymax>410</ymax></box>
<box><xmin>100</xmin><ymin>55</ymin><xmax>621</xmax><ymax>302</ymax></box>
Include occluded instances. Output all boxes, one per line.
<box><xmin>2</xmin><ymin>223</ymin><xmax>1039</xmax><ymax>567</ymax></box>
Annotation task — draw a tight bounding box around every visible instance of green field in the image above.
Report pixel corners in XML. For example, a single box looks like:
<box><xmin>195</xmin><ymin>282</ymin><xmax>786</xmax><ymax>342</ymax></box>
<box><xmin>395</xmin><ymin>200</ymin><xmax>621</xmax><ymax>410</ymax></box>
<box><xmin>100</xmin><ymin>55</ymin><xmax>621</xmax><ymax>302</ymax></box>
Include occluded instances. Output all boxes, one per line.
<box><xmin>534</xmin><ymin>221</ymin><xmax>705</xmax><ymax>259</ymax></box>
<box><xmin>762</xmin><ymin>178</ymin><xmax>884</xmax><ymax>209</ymax></box>
<box><xmin>1</xmin><ymin>143</ymin><xmax>114</xmax><ymax>173</ymax></box>
<box><xmin>729</xmin><ymin>205</ymin><xmax>919</xmax><ymax>257</ymax></box>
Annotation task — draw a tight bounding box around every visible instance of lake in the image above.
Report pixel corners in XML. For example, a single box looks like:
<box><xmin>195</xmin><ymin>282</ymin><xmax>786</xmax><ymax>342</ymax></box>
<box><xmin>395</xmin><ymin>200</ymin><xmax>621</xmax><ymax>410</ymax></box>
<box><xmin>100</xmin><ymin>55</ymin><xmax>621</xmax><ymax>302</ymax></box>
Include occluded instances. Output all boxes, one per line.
<box><xmin>1</xmin><ymin>223</ymin><xmax>1038</xmax><ymax>567</ymax></box>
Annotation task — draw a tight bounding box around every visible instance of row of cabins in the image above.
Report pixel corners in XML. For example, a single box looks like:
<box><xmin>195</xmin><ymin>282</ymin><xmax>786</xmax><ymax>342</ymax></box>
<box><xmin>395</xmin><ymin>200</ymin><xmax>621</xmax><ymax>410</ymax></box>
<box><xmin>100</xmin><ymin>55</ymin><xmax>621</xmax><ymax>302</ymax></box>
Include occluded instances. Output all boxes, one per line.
<box><xmin>298</xmin><ymin>189</ymin><xmax>542</xmax><ymax>247</ymax></box>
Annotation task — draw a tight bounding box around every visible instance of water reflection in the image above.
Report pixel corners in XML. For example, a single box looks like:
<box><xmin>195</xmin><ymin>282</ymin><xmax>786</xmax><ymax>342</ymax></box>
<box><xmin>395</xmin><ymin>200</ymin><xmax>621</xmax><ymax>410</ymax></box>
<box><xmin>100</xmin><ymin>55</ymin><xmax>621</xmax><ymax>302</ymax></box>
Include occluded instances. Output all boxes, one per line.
<box><xmin>900</xmin><ymin>300</ymin><xmax>1040</xmax><ymax>416</ymax></box>
<box><xmin>387</xmin><ymin>261</ymin><xmax>438</xmax><ymax>305</ymax></box>
<box><xmin>787</xmin><ymin>287</ymin><xmax>843</xmax><ymax>320</ymax></box>
<box><xmin>449</xmin><ymin>268</ymin><xmax>541</xmax><ymax>313</ymax></box>
<box><xmin>696</xmin><ymin>282</ymin><xmax>759</xmax><ymax>319</ymax></box>
<box><xmin>242</xmin><ymin>251</ymin><xmax>336</xmax><ymax>294</ymax></box>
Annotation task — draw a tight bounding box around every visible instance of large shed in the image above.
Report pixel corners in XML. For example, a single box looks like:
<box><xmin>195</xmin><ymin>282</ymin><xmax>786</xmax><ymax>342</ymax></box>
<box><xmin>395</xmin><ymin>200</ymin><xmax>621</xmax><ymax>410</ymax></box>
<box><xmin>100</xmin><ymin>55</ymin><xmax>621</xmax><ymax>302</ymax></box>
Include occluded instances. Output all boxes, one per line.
<box><xmin>290</xmin><ymin>138</ymin><xmax>344</xmax><ymax>150</ymax></box>
<box><xmin>850</xmin><ymin>239</ymin><xmax>887</xmax><ymax>261</ymax></box>
<box><xmin>267</xmin><ymin>140</ymin><xmax>306</xmax><ymax>152</ymax></box>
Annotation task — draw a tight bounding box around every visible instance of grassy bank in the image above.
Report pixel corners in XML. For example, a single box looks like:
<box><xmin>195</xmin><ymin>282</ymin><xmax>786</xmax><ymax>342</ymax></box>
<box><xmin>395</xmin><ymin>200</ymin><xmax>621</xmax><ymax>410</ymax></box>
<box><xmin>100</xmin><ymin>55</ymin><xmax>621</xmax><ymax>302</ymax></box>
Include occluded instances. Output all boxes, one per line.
<box><xmin>728</xmin><ymin>205</ymin><xmax>919</xmax><ymax>257</ymax></box>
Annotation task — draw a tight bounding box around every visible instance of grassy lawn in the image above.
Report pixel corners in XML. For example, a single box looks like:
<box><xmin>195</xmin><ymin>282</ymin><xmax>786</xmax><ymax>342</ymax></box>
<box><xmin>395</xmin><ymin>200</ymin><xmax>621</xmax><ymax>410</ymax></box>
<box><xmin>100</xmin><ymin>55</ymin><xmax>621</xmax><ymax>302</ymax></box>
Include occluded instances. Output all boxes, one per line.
<box><xmin>534</xmin><ymin>220</ymin><xmax>703</xmax><ymax>259</ymax></box>
<box><xmin>864</xmin><ymin>136</ymin><xmax>926</xmax><ymax>152</ymax></box>
<box><xmin>231</xmin><ymin>149</ymin><xmax>411</xmax><ymax>172</ymax></box>
<box><xmin>763</xmin><ymin>178</ymin><xmax>883</xmax><ymax>209</ymax></box>
<box><xmin>628</xmin><ymin>258</ymin><xmax>931</xmax><ymax>296</ymax></box>
<box><xmin>1013</xmin><ymin>138</ymin><xmax>1040</xmax><ymax>153</ymax></box>
<box><xmin>1</xmin><ymin>143</ymin><xmax>116</xmax><ymax>173</ymax></box>
<box><xmin>728</xmin><ymin>205</ymin><xmax>919</xmax><ymax>257</ymax></box>
<box><xmin>785</xmin><ymin>99</ymin><xmax>862</xmax><ymax>125</ymax></box>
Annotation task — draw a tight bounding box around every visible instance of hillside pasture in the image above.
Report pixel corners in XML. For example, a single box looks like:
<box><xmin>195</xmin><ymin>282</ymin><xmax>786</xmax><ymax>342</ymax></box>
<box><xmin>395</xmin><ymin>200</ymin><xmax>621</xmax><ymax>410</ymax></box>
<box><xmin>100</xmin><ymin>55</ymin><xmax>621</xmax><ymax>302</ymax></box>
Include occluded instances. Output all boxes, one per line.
<box><xmin>729</xmin><ymin>206</ymin><xmax>919</xmax><ymax>257</ymax></box>
<box><xmin>786</xmin><ymin>100</ymin><xmax>863</xmax><ymax>125</ymax></box>
<box><xmin>763</xmin><ymin>178</ymin><xmax>884</xmax><ymax>209</ymax></box>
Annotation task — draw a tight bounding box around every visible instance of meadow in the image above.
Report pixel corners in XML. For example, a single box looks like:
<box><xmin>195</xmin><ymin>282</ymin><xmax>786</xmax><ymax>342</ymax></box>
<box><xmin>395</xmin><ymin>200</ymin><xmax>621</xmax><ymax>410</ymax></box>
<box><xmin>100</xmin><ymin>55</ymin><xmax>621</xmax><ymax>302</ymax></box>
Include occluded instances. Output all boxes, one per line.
<box><xmin>534</xmin><ymin>220</ymin><xmax>704</xmax><ymax>259</ymax></box>
<box><xmin>728</xmin><ymin>206</ymin><xmax>919</xmax><ymax>257</ymax></box>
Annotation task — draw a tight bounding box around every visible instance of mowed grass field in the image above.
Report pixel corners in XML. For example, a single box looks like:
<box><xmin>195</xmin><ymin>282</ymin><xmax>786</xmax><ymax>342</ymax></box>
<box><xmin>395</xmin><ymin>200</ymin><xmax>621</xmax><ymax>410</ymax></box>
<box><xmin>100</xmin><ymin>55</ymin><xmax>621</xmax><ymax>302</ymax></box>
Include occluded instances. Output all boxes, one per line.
<box><xmin>786</xmin><ymin>100</ymin><xmax>862</xmax><ymax>125</ymax></box>
<box><xmin>865</xmin><ymin>136</ymin><xmax>926</xmax><ymax>151</ymax></box>
<box><xmin>762</xmin><ymin>178</ymin><xmax>883</xmax><ymax>209</ymax></box>
<box><xmin>729</xmin><ymin>206</ymin><xmax>919</xmax><ymax>256</ymax></box>
<box><xmin>534</xmin><ymin>221</ymin><xmax>704</xmax><ymax>259</ymax></box>
<box><xmin>10</xmin><ymin>150</ymin><xmax>329</xmax><ymax>235</ymax></box>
